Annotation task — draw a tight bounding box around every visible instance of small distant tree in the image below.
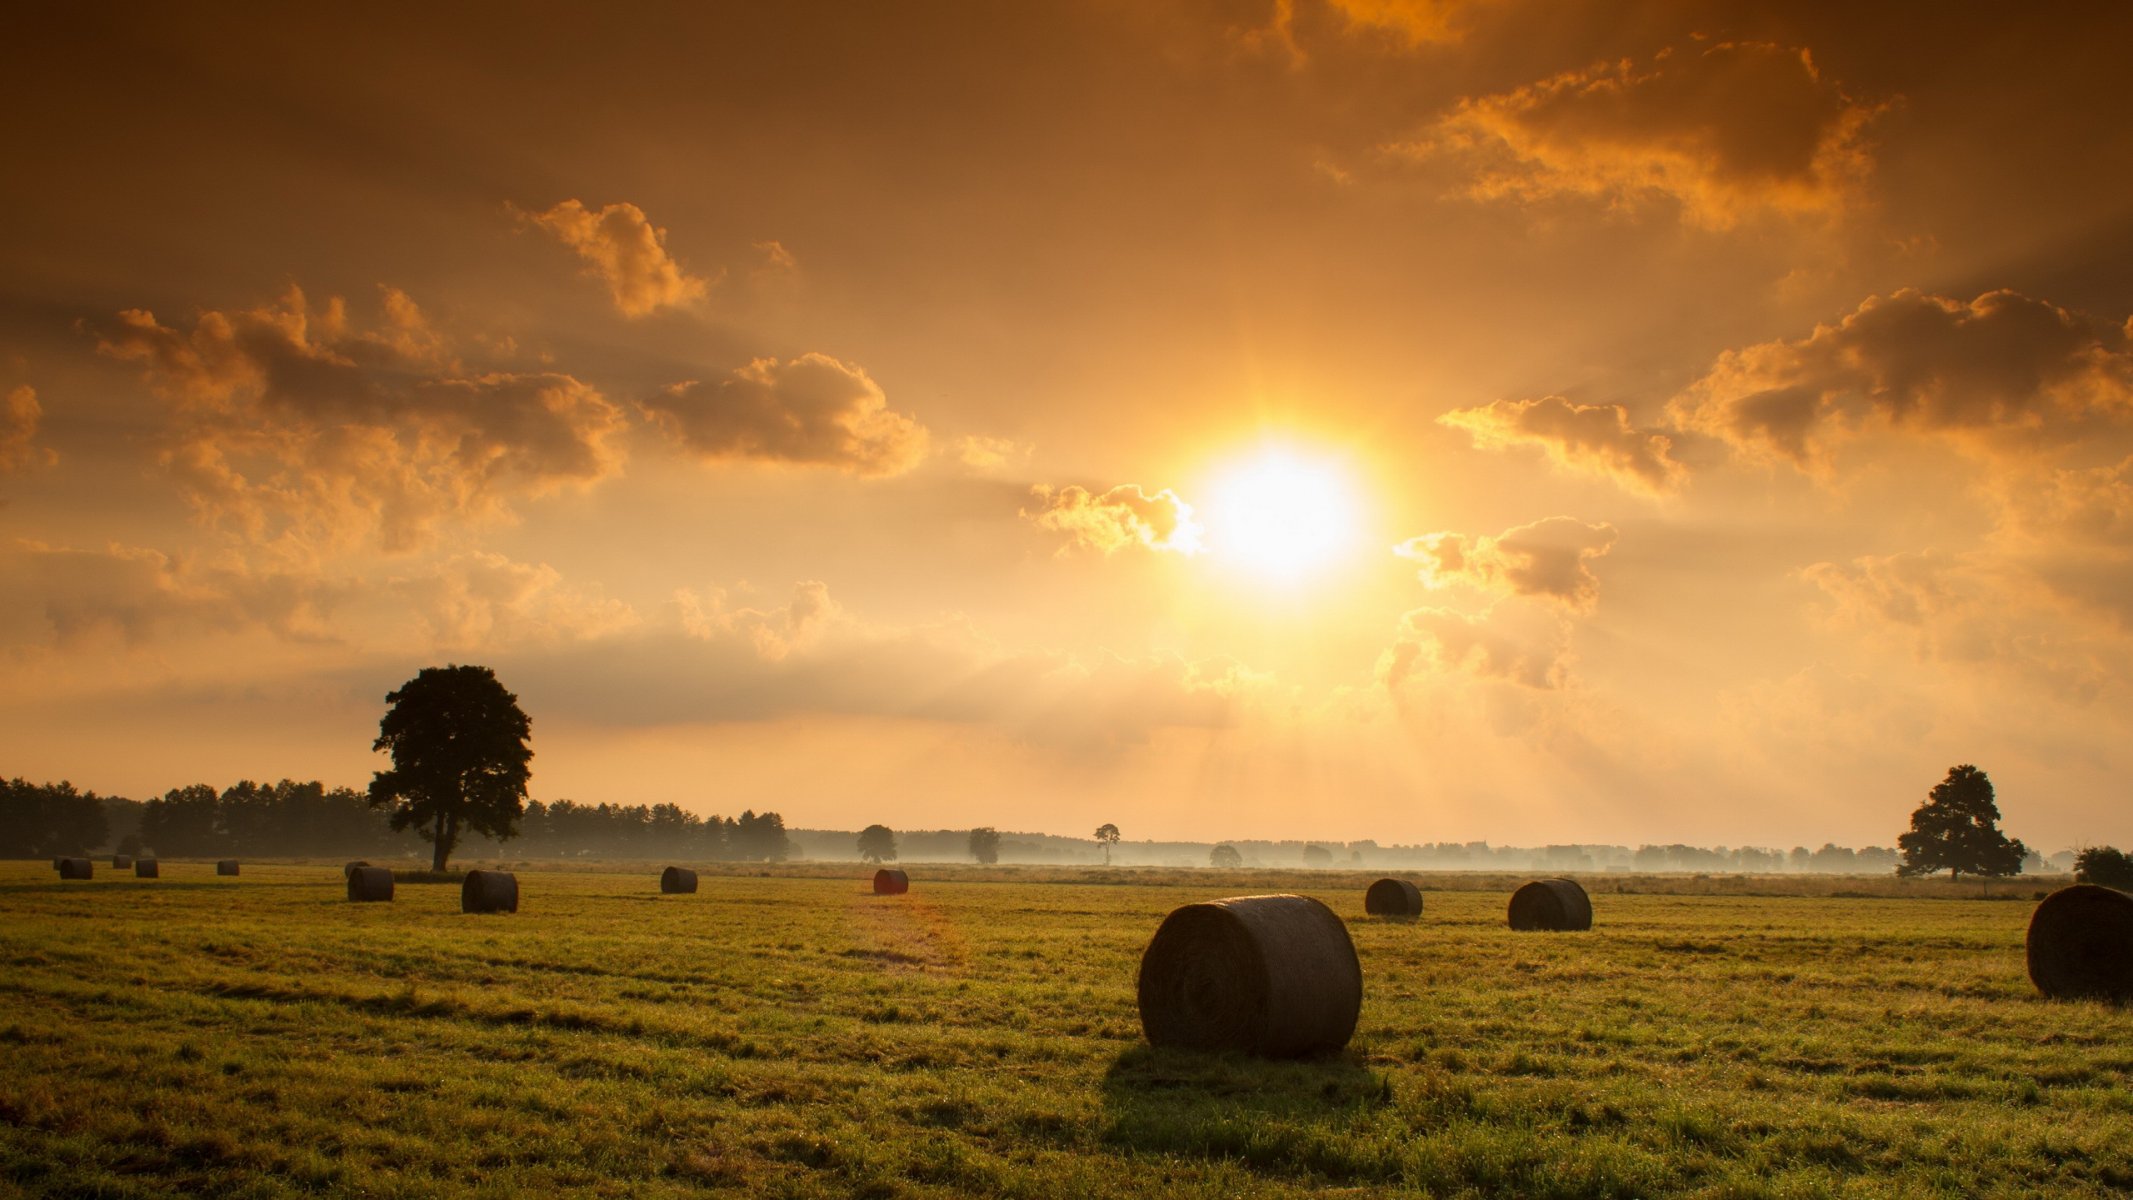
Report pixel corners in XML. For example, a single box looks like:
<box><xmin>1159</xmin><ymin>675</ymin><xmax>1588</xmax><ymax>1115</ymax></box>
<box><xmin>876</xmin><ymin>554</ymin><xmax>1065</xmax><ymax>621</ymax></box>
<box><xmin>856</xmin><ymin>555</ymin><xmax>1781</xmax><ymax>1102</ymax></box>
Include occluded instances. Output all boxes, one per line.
<box><xmin>368</xmin><ymin>664</ymin><xmax>533</xmax><ymax>872</ymax></box>
<box><xmin>1301</xmin><ymin>844</ymin><xmax>1333</xmax><ymax>867</ymax></box>
<box><xmin>2075</xmin><ymin>846</ymin><xmax>2133</xmax><ymax>890</ymax></box>
<box><xmin>1897</xmin><ymin>764</ymin><xmax>2027</xmax><ymax>882</ymax></box>
<box><xmin>1094</xmin><ymin>823</ymin><xmax>1121</xmax><ymax>865</ymax></box>
<box><xmin>1209</xmin><ymin>843</ymin><xmax>1242</xmax><ymax>868</ymax></box>
<box><xmin>968</xmin><ymin>826</ymin><xmax>1000</xmax><ymax>865</ymax></box>
<box><xmin>857</xmin><ymin>823</ymin><xmax>898</xmax><ymax>864</ymax></box>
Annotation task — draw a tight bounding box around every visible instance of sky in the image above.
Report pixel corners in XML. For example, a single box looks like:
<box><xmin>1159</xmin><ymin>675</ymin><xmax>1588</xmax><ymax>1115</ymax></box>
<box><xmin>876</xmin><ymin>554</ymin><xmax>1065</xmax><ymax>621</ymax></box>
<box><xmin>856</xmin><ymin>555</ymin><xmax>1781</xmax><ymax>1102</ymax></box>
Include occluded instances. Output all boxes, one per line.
<box><xmin>4</xmin><ymin>1</ymin><xmax>2132</xmax><ymax>850</ymax></box>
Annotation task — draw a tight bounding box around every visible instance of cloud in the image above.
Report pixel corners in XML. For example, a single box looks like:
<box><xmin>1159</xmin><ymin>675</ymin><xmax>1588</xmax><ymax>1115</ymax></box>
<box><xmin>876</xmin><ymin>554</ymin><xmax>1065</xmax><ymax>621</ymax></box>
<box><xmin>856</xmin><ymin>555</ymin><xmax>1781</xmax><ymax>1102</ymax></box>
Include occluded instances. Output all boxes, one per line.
<box><xmin>673</xmin><ymin>580</ymin><xmax>842</xmax><ymax>662</ymax></box>
<box><xmin>1408</xmin><ymin>41</ymin><xmax>1882</xmax><ymax>227</ymax></box>
<box><xmin>9</xmin><ymin>539</ymin><xmax>352</xmax><ymax>648</ymax></box>
<box><xmin>524</xmin><ymin>199</ymin><xmax>710</xmax><ymax>317</ymax></box>
<box><xmin>1440</xmin><ymin>395</ymin><xmax>1683</xmax><ymax>493</ymax></box>
<box><xmin>952</xmin><ymin>434</ymin><xmax>1031</xmax><ymax>472</ymax></box>
<box><xmin>94</xmin><ymin>286</ymin><xmax>626</xmax><ymax>555</ymax></box>
<box><xmin>1380</xmin><ymin>605</ymin><xmax>1571</xmax><ymax>690</ymax></box>
<box><xmin>1024</xmin><ymin>483</ymin><xmax>1203</xmax><ymax>554</ymax></box>
<box><xmin>1396</xmin><ymin>516</ymin><xmax>1618</xmax><ymax>610</ymax></box>
<box><xmin>1671</xmin><ymin>289</ymin><xmax>2133</xmax><ymax>468</ymax></box>
<box><xmin>389</xmin><ymin>552</ymin><xmax>638</xmax><ymax>650</ymax></box>
<box><xmin>1</xmin><ymin>385</ymin><xmax>56</xmax><ymax>471</ymax></box>
<box><xmin>643</xmin><ymin>353</ymin><xmax>929</xmax><ymax>476</ymax></box>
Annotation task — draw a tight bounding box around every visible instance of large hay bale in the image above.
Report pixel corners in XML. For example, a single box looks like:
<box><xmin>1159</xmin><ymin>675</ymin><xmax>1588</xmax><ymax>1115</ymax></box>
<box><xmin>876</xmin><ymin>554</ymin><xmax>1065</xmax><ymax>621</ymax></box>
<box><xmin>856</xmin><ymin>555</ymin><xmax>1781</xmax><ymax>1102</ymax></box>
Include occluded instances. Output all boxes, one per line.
<box><xmin>346</xmin><ymin>865</ymin><xmax>394</xmax><ymax>903</ymax></box>
<box><xmin>216</xmin><ymin>859</ymin><xmax>240</xmax><ymax>877</ymax></box>
<box><xmin>112</xmin><ymin>854</ymin><xmax>133</xmax><ymax>869</ymax></box>
<box><xmin>1508</xmin><ymin>878</ymin><xmax>1591</xmax><ymax>931</ymax></box>
<box><xmin>134</xmin><ymin>858</ymin><xmax>160</xmax><ymax>879</ymax></box>
<box><xmin>343</xmin><ymin>860</ymin><xmax>370</xmax><ymax>880</ymax></box>
<box><xmin>2027</xmin><ymin>884</ymin><xmax>2133</xmax><ymax>1003</ymax></box>
<box><xmin>462</xmin><ymin>869</ymin><xmax>519</xmax><ymax>914</ymax></box>
<box><xmin>1136</xmin><ymin>893</ymin><xmax>1361</xmax><ymax>1058</ymax></box>
<box><xmin>1364</xmin><ymin>878</ymin><xmax>1424</xmax><ymax>919</ymax></box>
<box><xmin>660</xmin><ymin>866</ymin><xmax>698</xmax><ymax>894</ymax></box>
<box><xmin>873</xmin><ymin>868</ymin><xmax>909</xmax><ymax>895</ymax></box>
<box><xmin>56</xmin><ymin>857</ymin><xmax>93</xmax><ymax>880</ymax></box>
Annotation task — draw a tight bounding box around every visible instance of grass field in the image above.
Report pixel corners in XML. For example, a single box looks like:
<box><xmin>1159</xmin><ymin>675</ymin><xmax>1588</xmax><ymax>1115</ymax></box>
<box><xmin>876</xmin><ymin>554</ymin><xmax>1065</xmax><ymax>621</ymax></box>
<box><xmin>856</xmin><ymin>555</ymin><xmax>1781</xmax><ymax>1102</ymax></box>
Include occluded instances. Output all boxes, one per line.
<box><xmin>3</xmin><ymin>862</ymin><xmax>2130</xmax><ymax>1198</ymax></box>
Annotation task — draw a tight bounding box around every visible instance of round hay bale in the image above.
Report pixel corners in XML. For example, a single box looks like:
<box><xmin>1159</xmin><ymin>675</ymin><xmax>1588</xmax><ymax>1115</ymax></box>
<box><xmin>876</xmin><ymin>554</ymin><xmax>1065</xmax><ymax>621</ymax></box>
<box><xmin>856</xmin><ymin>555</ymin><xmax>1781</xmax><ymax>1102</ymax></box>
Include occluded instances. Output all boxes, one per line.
<box><xmin>1136</xmin><ymin>893</ymin><xmax>1361</xmax><ymax>1058</ymax></box>
<box><xmin>1364</xmin><ymin>878</ymin><xmax>1424</xmax><ymax>919</ymax></box>
<box><xmin>872</xmin><ymin>868</ymin><xmax>909</xmax><ymax>895</ymax></box>
<box><xmin>216</xmin><ymin>859</ymin><xmax>240</xmax><ymax>877</ymax></box>
<box><xmin>660</xmin><ymin>866</ymin><xmax>698</xmax><ymax>894</ymax></box>
<box><xmin>56</xmin><ymin>857</ymin><xmax>93</xmax><ymax>880</ymax></box>
<box><xmin>346</xmin><ymin>865</ymin><xmax>394</xmax><ymax>902</ymax></box>
<box><xmin>462</xmin><ymin>869</ymin><xmax>519</xmax><ymax>914</ymax></box>
<box><xmin>1508</xmin><ymin>878</ymin><xmax>1591</xmax><ymax>931</ymax></box>
<box><xmin>134</xmin><ymin>859</ymin><xmax>160</xmax><ymax>879</ymax></box>
<box><xmin>112</xmin><ymin>854</ymin><xmax>133</xmax><ymax>869</ymax></box>
<box><xmin>2027</xmin><ymin>884</ymin><xmax>2133</xmax><ymax>1002</ymax></box>
<box><xmin>343</xmin><ymin>860</ymin><xmax>370</xmax><ymax>880</ymax></box>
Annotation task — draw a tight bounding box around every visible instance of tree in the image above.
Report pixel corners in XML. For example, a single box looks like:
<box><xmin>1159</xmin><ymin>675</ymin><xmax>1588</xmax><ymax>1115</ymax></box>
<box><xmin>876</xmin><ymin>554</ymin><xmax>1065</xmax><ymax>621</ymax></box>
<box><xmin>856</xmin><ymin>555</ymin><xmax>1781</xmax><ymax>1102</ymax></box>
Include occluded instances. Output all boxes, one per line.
<box><xmin>368</xmin><ymin>664</ymin><xmax>533</xmax><ymax>872</ymax></box>
<box><xmin>857</xmin><ymin>823</ymin><xmax>898</xmax><ymax>864</ymax></box>
<box><xmin>1897</xmin><ymin>764</ymin><xmax>2027</xmax><ymax>882</ymax></box>
<box><xmin>2075</xmin><ymin>846</ymin><xmax>2133</xmax><ymax>890</ymax></box>
<box><xmin>1094</xmin><ymin>822</ymin><xmax>1121</xmax><ymax>865</ymax></box>
<box><xmin>1302</xmin><ymin>844</ymin><xmax>1333</xmax><ymax>867</ymax></box>
<box><xmin>968</xmin><ymin>826</ymin><xmax>1000</xmax><ymax>865</ymax></box>
<box><xmin>0</xmin><ymin>778</ymin><xmax>111</xmax><ymax>857</ymax></box>
<box><xmin>1209</xmin><ymin>843</ymin><xmax>1242</xmax><ymax>868</ymax></box>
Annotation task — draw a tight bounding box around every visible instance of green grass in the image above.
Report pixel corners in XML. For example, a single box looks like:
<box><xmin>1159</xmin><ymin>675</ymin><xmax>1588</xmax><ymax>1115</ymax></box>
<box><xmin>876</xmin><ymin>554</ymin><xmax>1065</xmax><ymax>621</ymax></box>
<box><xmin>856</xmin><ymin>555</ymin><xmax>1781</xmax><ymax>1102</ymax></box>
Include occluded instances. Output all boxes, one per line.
<box><xmin>1</xmin><ymin>861</ymin><xmax>2128</xmax><ymax>1197</ymax></box>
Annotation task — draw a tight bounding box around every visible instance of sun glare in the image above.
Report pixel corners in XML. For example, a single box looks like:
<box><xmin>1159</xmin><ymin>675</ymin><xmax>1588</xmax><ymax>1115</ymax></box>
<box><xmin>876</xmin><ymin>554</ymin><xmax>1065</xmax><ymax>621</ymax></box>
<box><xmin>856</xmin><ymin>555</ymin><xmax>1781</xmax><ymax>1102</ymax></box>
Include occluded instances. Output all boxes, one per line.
<box><xmin>1201</xmin><ymin>446</ymin><xmax>1363</xmax><ymax>584</ymax></box>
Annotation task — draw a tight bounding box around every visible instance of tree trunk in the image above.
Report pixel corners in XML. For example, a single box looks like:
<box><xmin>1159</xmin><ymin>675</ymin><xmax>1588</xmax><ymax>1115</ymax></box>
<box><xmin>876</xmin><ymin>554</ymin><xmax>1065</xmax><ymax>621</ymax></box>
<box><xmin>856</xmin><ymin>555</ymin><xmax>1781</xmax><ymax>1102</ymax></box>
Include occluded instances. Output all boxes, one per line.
<box><xmin>432</xmin><ymin>811</ymin><xmax>449</xmax><ymax>872</ymax></box>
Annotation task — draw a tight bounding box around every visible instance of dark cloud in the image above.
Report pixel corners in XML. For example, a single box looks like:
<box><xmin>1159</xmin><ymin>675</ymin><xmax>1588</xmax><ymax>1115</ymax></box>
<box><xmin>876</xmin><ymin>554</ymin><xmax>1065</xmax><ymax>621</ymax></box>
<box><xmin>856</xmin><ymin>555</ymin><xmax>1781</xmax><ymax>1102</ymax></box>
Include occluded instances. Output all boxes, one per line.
<box><xmin>1440</xmin><ymin>395</ymin><xmax>1683</xmax><ymax>493</ymax></box>
<box><xmin>1396</xmin><ymin>516</ymin><xmax>1619</xmax><ymax>610</ymax></box>
<box><xmin>643</xmin><ymin>353</ymin><xmax>929</xmax><ymax>476</ymax></box>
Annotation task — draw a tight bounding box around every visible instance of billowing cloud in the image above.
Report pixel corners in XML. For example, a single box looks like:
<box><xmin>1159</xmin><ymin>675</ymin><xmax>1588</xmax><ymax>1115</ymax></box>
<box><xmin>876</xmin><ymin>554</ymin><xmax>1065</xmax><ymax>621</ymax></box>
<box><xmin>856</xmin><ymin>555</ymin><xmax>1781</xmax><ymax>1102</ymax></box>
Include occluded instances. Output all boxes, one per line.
<box><xmin>1</xmin><ymin>385</ymin><xmax>55</xmax><ymax>471</ymax></box>
<box><xmin>1409</xmin><ymin>42</ymin><xmax>1882</xmax><ymax>227</ymax></box>
<box><xmin>95</xmin><ymin>286</ymin><xmax>626</xmax><ymax>555</ymax></box>
<box><xmin>1672</xmin><ymin>289</ymin><xmax>2133</xmax><ymax>468</ymax></box>
<box><xmin>524</xmin><ymin>199</ymin><xmax>710</xmax><ymax>317</ymax></box>
<box><xmin>1440</xmin><ymin>395</ymin><xmax>1683</xmax><ymax>493</ymax></box>
<box><xmin>1396</xmin><ymin>516</ymin><xmax>1618</xmax><ymax>610</ymax></box>
<box><xmin>1024</xmin><ymin>483</ymin><xmax>1203</xmax><ymax>554</ymax></box>
<box><xmin>1380</xmin><ymin>605</ymin><xmax>1571</xmax><ymax>690</ymax></box>
<box><xmin>673</xmin><ymin>580</ymin><xmax>842</xmax><ymax>662</ymax></box>
<box><xmin>389</xmin><ymin>552</ymin><xmax>638</xmax><ymax>649</ymax></box>
<box><xmin>9</xmin><ymin>539</ymin><xmax>352</xmax><ymax>648</ymax></box>
<box><xmin>644</xmin><ymin>353</ymin><xmax>929</xmax><ymax>476</ymax></box>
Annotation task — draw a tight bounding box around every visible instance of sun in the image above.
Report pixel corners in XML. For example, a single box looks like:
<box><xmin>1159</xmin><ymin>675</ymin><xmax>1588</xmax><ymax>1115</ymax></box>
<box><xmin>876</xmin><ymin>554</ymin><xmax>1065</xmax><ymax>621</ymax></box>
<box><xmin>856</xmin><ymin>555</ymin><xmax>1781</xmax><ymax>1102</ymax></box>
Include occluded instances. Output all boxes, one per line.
<box><xmin>1200</xmin><ymin>446</ymin><xmax>1363</xmax><ymax>584</ymax></box>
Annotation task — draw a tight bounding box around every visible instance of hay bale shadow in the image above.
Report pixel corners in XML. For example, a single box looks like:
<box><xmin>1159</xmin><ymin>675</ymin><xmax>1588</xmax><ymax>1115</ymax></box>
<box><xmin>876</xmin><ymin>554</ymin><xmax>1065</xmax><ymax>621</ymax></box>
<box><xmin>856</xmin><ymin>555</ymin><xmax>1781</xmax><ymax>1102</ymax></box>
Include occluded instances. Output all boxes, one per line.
<box><xmin>1099</xmin><ymin>1044</ymin><xmax>1392</xmax><ymax>1181</ymax></box>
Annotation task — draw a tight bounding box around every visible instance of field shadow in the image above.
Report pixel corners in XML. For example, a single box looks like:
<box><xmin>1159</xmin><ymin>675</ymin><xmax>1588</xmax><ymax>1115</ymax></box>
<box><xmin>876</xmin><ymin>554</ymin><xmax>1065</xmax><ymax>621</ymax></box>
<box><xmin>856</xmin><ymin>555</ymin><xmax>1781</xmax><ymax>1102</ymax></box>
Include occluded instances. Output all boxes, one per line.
<box><xmin>1099</xmin><ymin>1044</ymin><xmax>1394</xmax><ymax>1181</ymax></box>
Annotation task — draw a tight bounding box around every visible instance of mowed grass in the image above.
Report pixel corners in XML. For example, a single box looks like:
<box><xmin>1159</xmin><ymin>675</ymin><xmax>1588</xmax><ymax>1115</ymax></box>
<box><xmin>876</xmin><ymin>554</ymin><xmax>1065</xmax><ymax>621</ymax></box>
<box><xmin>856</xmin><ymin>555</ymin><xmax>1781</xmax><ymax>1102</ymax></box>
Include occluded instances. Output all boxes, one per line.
<box><xmin>2</xmin><ymin>864</ymin><xmax>2130</xmax><ymax>1198</ymax></box>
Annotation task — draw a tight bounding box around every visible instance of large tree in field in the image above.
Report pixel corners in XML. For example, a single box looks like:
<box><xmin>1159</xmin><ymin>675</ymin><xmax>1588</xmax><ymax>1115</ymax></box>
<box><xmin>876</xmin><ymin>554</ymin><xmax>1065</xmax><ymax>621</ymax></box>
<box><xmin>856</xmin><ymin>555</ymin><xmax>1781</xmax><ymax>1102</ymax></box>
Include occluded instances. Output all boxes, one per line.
<box><xmin>968</xmin><ymin>826</ymin><xmax>1000</xmax><ymax>865</ymax></box>
<box><xmin>1897</xmin><ymin>764</ymin><xmax>2027</xmax><ymax>881</ymax></box>
<box><xmin>857</xmin><ymin>823</ymin><xmax>898</xmax><ymax>864</ymax></box>
<box><xmin>368</xmin><ymin>665</ymin><xmax>533</xmax><ymax>872</ymax></box>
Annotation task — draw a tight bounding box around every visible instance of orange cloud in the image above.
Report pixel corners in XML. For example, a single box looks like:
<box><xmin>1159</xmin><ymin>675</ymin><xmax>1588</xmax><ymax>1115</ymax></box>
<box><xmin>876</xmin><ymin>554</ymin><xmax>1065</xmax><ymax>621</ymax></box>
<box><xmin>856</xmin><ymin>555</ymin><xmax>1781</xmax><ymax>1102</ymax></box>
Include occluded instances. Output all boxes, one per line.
<box><xmin>1440</xmin><ymin>395</ymin><xmax>1683</xmax><ymax>493</ymax></box>
<box><xmin>1</xmin><ymin>385</ymin><xmax>56</xmax><ymax>471</ymax></box>
<box><xmin>644</xmin><ymin>353</ymin><xmax>929</xmax><ymax>476</ymax></box>
<box><xmin>1024</xmin><ymin>483</ymin><xmax>1203</xmax><ymax>555</ymax></box>
<box><xmin>95</xmin><ymin>286</ymin><xmax>625</xmax><ymax>556</ymax></box>
<box><xmin>1410</xmin><ymin>42</ymin><xmax>1882</xmax><ymax>227</ymax></box>
<box><xmin>1396</xmin><ymin>516</ymin><xmax>1618</xmax><ymax>610</ymax></box>
<box><xmin>524</xmin><ymin>199</ymin><xmax>710</xmax><ymax>317</ymax></box>
<box><xmin>389</xmin><ymin>551</ymin><xmax>638</xmax><ymax>650</ymax></box>
<box><xmin>10</xmin><ymin>539</ymin><xmax>352</xmax><ymax>648</ymax></box>
<box><xmin>1380</xmin><ymin>605</ymin><xmax>1571</xmax><ymax>690</ymax></box>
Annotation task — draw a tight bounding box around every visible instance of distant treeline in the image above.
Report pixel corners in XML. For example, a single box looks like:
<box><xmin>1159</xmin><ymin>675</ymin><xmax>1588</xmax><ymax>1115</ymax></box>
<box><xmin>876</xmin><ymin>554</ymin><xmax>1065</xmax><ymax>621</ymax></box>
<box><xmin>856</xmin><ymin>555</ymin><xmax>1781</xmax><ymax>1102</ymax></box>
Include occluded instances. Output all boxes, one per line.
<box><xmin>2</xmin><ymin>776</ymin><xmax>792</xmax><ymax>862</ymax></box>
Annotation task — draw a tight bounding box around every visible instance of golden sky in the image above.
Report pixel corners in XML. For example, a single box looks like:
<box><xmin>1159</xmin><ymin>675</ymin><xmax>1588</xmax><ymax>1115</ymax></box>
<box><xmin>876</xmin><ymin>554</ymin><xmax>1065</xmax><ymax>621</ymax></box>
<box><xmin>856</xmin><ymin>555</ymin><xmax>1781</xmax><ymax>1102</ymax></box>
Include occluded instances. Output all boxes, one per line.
<box><xmin>5</xmin><ymin>1</ymin><xmax>2132</xmax><ymax>849</ymax></box>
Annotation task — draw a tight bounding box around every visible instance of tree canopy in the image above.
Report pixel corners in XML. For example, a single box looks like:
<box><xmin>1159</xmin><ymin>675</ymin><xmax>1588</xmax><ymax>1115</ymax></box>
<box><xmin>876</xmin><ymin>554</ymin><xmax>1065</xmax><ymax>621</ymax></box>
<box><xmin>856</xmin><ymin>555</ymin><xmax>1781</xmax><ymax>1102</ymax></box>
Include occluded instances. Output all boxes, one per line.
<box><xmin>1094</xmin><ymin>822</ymin><xmax>1120</xmax><ymax>865</ymax></box>
<box><xmin>2075</xmin><ymin>846</ymin><xmax>2133</xmax><ymax>890</ymax></box>
<box><xmin>967</xmin><ymin>826</ymin><xmax>1000</xmax><ymax>865</ymax></box>
<box><xmin>1896</xmin><ymin>764</ymin><xmax>2027</xmax><ymax>881</ymax></box>
<box><xmin>0</xmin><ymin>777</ymin><xmax>111</xmax><ymax>857</ymax></box>
<box><xmin>857</xmin><ymin>823</ymin><xmax>898</xmax><ymax>864</ymax></box>
<box><xmin>1209</xmin><ymin>843</ymin><xmax>1242</xmax><ymax>868</ymax></box>
<box><xmin>368</xmin><ymin>665</ymin><xmax>533</xmax><ymax>872</ymax></box>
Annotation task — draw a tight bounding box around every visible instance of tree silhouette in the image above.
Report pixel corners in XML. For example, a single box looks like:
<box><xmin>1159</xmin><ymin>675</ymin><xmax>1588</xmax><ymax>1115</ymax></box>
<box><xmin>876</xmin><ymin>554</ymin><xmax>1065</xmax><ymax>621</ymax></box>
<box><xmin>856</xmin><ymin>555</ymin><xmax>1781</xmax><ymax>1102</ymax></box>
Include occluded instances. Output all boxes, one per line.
<box><xmin>1897</xmin><ymin>764</ymin><xmax>2027</xmax><ymax>882</ymax></box>
<box><xmin>368</xmin><ymin>665</ymin><xmax>533</xmax><ymax>872</ymax></box>
<box><xmin>1094</xmin><ymin>822</ymin><xmax>1120</xmax><ymax>865</ymax></box>
<box><xmin>1302</xmin><ymin>844</ymin><xmax>1333</xmax><ymax>867</ymax></box>
<box><xmin>2075</xmin><ymin>846</ymin><xmax>2133</xmax><ymax>890</ymax></box>
<box><xmin>1209</xmin><ymin>843</ymin><xmax>1242</xmax><ymax>868</ymax></box>
<box><xmin>857</xmin><ymin>823</ymin><xmax>898</xmax><ymax>864</ymax></box>
<box><xmin>967</xmin><ymin>826</ymin><xmax>1000</xmax><ymax>865</ymax></box>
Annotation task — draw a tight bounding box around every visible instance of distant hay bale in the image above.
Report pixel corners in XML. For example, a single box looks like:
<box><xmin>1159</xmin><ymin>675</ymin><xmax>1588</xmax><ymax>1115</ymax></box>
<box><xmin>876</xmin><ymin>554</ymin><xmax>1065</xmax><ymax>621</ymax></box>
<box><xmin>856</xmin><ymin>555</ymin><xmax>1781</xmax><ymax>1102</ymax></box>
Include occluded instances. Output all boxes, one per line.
<box><xmin>343</xmin><ymin>861</ymin><xmax>370</xmax><ymax>880</ymax></box>
<box><xmin>461</xmin><ymin>869</ymin><xmax>519</xmax><ymax>914</ymax></box>
<box><xmin>216</xmin><ymin>860</ymin><xmax>240</xmax><ymax>877</ymax></box>
<box><xmin>56</xmin><ymin>857</ymin><xmax>93</xmax><ymax>880</ymax></box>
<box><xmin>1364</xmin><ymin>878</ymin><xmax>1424</xmax><ymax>919</ymax></box>
<box><xmin>660</xmin><ymin>866</ymin><xmax>698</xmax><ymax>894</ymax></box>
<box><xmin>134</xmin><ymin>859</ymin><xmax>160</xmax><ymax>879</ymax></box>
<box><xmin>112</xmin><ymin>854</ymin><xmax>133</xmax><ymax>869</ymax></box>
<box><xmin>346</xmin><ymin>865</ymin><xmax>394</xmax><ymax>903</ymax></box>
<box><xmin>1136</xmin><ymin>893</ymin><xmax>1362</xmax><ymax>1058</ymax></box>
<box><xmin>1508</xmin><ymin>878</ymin><xmax>1591</xmax><ymax>931</ymax></box>
<box><xmin>2026</xmin><ymin>884</ymin><xmax>2133</xmax><ymax>1003</ymax></box>
<box><xmin>873</xmin><ymin>868</ymin><xmax>909</xmax><ymax>895</ymax></box>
